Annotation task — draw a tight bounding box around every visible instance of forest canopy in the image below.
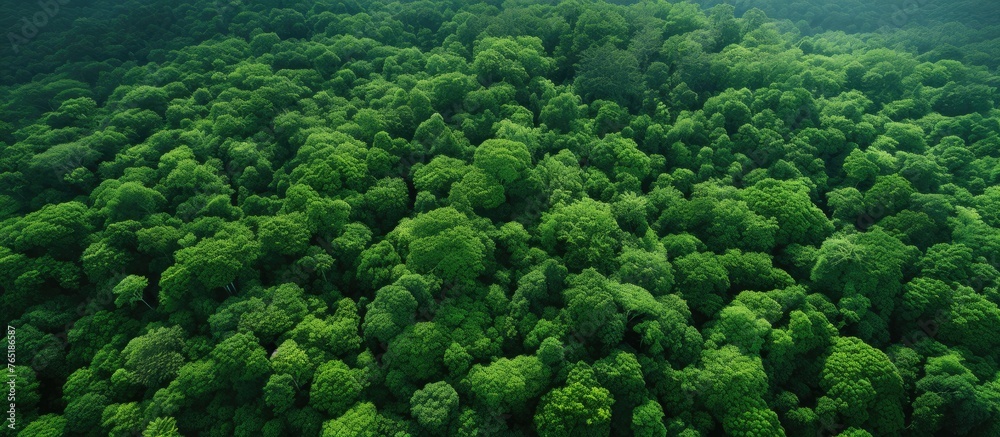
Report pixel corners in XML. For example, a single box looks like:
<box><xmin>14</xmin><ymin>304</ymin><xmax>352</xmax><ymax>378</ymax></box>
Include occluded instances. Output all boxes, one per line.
<box><xmin>2</xmin><ymin>0</ymin><xmax>1000</xmax><ymax>436</ymax></box>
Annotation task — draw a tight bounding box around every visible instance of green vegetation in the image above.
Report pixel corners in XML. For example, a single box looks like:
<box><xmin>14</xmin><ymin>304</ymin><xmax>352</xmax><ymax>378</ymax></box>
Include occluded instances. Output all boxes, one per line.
<box><xmin>2</xmin><ymin>0</ymin><xmax>999</xmax><ymax>435</ymax></box>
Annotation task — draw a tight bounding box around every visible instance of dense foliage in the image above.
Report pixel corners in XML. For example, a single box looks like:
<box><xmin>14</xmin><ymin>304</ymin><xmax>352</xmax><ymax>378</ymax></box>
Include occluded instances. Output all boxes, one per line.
<box><xmin>2</xmin><ymin>0</ymin><xmax>1000</xmax><ymax>436</ymax></box>
<box><xmin>692</xmin><ymin>0</ymin><xmax>1000</xmax><ymax>71</ymax></box>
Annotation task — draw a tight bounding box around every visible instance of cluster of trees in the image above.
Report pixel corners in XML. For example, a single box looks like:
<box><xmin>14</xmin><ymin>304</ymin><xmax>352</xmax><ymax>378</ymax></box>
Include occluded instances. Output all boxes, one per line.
<box><xmin>2</xmin><ymin>0</ymin><xmax>1000</xmax><ymax>435</ymax></box>
<box><xmin>693</xmin><ymin>0</ymin><xmax>1000</xmax><ymax>71</ymax></box>
<box><xmin>692</xmin><ymin>0</ymin><xmax>1000</xmax><ymax>34</ymax></box>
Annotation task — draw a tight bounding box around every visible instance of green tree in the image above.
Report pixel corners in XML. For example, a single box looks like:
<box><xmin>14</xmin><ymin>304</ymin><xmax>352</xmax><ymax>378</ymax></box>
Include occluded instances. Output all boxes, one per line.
<box><xmin>258</xmin><ymin>213</ymin><xmax>311</xmax><ymax>257</ymax></box>
<box><xmin>413</xmin><ymin>156</ymin><xmax>471</xmax><ymax>196</ymax></box>
<box><xmin>574</xmin><ymin>43</ymin><xmax>645</xmax><ymax>107</ymax></box>
<box><xmin>113</xmin><ymin>275</ymin><xmax>153</xmax><ymax>309</ymax></box>
<box><xmin>464</xmin><ymin>355</ymin><xmax>550</xmax><ymax>415</ymax></box>
<box><xmin>673</xmin><ymin>251</ymin><xmax>730</xmax><ymax>317</ymax></box>
<box><xmin>159</xmin><ymin>226</ymin><xmax>261</xmax><ymax>311</ymax></box>
<box><xmin>102</xmin><ymin>403</ymin><xmax>144</xmax><ymax>437</ymax></box>
<box><xmin>93</xmin><ymin>181</ymin><xmax>167</xmax><ymax>223</ymax></box>
<box><xmin>590</xmin><ymin>134</ymin><xmax>650</xmax><ymax>182</ymax></box>
<box><xmin>449</xmin><ymin>168</ymin><xmax>506</xmax><ymax>211</ymax></box>
<box><xmin>262</xmin><ymin>374</ymin><xmax>298</xmax><ymax>414</ymax></box>
<box><xmin>143</xmin><ymin>417</ymin><xmax>182</xmax><ymax>437</ymax></box>
<box><xmin>705</xmin><ymin>199</ymin><xmax>779</xmax><ymax>253</ymax></box>
<box><xmin>540</xmin><ymin>93</ymin><xmax>583</xmax><ymax>133</ymax></box>
<box><xmin>270</xmin><ymin>339</ymin><xmax>314</xmax><ymax>388</ymax></box>
<box><xmin>562</xmin><ymin>269</ymin><xmax>628</xmax><ymax>356</ymax></box>
<box><xmin>321</xmin><ymin>402</ymin><xmax>380</xmax><ymax>437</ymax></box>
<box><xmin>707</xmin><ymin>304</ymin><xmax>772</xmax><ymax>355</ymax></box>
<box><xmin>310</xmin><ymin>360</ymin><xmax>363</xmax><ymax>416</ymax></box>
<box><xmin>384</xmin><ymin>322</ymin><xmax>450</xmax><ymax>393</ymax></box>
<box><xmin>363</xmin><ymin>177</ymin><xmax>410</xmax><ymax>229</ymax></box>
<box><xmin>911</xmin><ymin>353</ymin><xmax>992</xmax><ymax>435</ymax></box>
<box><xmin>1</xmin><ymin>201</ymin><xmax>91</xmax><ymax>259</ymax></box>
<box><xmin>817</xmin><ymin>337</ymin><xmax>905</xmax><ymax>435</ymax></box>
<box><xmin>409</xmin><ymin>226</ymin><xmax>487</xmax><ymax>285</ymax></box>
<box><xmin>614</xmin><ymin>247</ymin><xmax>674</xmax><ymax>296</ymax></box>
<box><xmin>534</xmin><ymin>363</ymin><xmax>613</xmax><ymax>437</ymax></box>
<box><xmin>932</xmin><ymin>82</ymin><xmax>995</xmax><ymax>116</ymax></box>
<box><xmin>539</xmin><ymin>198</ymin><xmax>623</xmax><ymax>272</ymax></box>
<box><xmin>122</xmin><ymin>326</ymin><xmax>186</xmax><ymax>388</ymax></box>
<box><xmin>741</xmin><ymin>178</ymin><xmax>833</xmax><ymax>246</ymax></box>
<box><xmin>632</xmin><ymin>399</ymin><xmax>667</xmax><ymax>437</ymax></box>
<box><xmin>937</xmin><ymin>291</ymin><xmax>1000</xmax><ymax>360</ymax></box>
<box><xmin>898</xmin><ymin>277</ymin><xmax>953</xmax><ymax>323</ymax></box>
<box><xmin>363</xmin><ymin>285</ymin><xmax>417</xmax><ymax>345</ymax></box>
<box><xmin>211</xmin><ymin>332</ymin><xmax>270</xmax><ymax>382</ymax></box>
<box><xmin>473</xmin><ymin>139</ymin><xmax>533</xmax><ymax>186</ymax></box>
<box><xmin>64</xmin><ymin>392</ymin><xmax>110</xmax><ymax>434</ymax></box>
<box><xmin>472</xmin><ymin>36</ymin><xmax>554</xmax><ymax>86</ymax></box>
<box><xmin>593</xmin><ymin>351</ymin><xmax>646</xmax><ymax>430</ymax></box>
<box><xmin>410</xmin><ymin>381</ymin><xmax>460</xmax><ymax>434</ymax></box>
<box><xmin>698</xmin><ymin>346</ymin><xmax>785</xmax><ymax>436</ymax></box>
<box><xmin>18</xmin><ymin>414</ymin><xmax>68</xmax><ymax>437</ymax></box>
<box><xmin>811</xmin><ymin>228</ymin><xmax>918</xmax><ymax>343</ymax></box>
<box><xmin>356</xmin><ymin>240</ymin><xmax>403</xmax><ymax>290</ymax></box>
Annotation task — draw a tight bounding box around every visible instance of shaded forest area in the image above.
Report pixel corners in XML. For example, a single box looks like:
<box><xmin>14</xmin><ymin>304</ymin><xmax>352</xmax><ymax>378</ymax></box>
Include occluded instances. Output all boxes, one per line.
<box><xmin>2</xmin><ymin>0</ymin><xmax>1000</xmax><ymax>436</ymax></box>
<box><xmin>692</xmin><ymin>0</ymin><xmax>1000</xmax><ymax>71</ymax></box>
